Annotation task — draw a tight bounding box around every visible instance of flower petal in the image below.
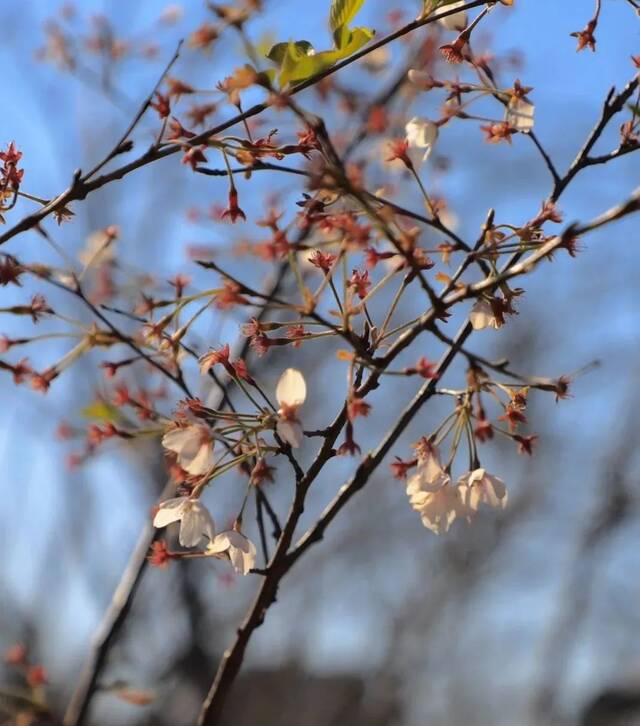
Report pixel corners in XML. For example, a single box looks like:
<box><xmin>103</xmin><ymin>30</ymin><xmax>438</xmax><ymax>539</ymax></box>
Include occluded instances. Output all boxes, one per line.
<box><xmin>153</xmin><ymin>497</ymin><xmax>188</xmax><ymax>529</ymax></box>
<box><xmin>207</xmin><ymin>532</ymin><xmax>232</xmax><ymax>554</ymax></box>
<box><xmin>162</xmin><ymin>427</ymin><xmax>197</xmax><ymax>455</ymax></box>
<box><xmin>276</xmin><ymin>419</ymin><xmax>304</xmax><ymax>448</ymax></box>
<box><xmin>275</xmin><ymin>368</ymin><xmax>307</xmax><ymax>407</ymax></box>
<box><xmin>437</xmin><ymin>1</ymin><xmax>468</xmax><ymax>32</ymax></box>
<box><xmin>470</xmin><ymin>299</ymin><xmax>499</xmax><ymax>330</ymax></box>
<box><xmin>183</xmin><ymin>442</ymin><xmax>215</xmax><ymax>475</ymax></box>
<box><xmin>178</xmin><ymin>501</ymin><xmax>215</xmax><ymax>547</ymax></box>
<box><xmin>506</xmin><ymin>97</ymin><xmax>535</xmax><ymax>132</ymax></box>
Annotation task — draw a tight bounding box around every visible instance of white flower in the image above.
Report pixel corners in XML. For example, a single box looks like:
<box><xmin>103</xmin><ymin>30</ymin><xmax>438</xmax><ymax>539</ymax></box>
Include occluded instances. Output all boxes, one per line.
<box><xmin>405</xmin><ymin>444</ymin><xmax>465</xmax><ymax>534</ymax></box>
<box><xmin>207</xmin><ymin>530</ymin><xmax>257</xmax><ymax>575</ymax></box>
<box><xmin>506</xmin><ymin>97</ymin><xmax>535</xmax><ymax>132</ymax></box>
<box><xmin>153</xmin><ymin>497</ymin><xmax>215</xmax><ymax>547</ymax></box>
<box><xmin>437</xmin><ymin>1</ymin><xmax>468</xmax><ymax>31</ymax></box>
<box><xmin>457</xmin><ymin>468</ymin><xmax>508</xmax><ymax>511</ymax></box>
<box><xmin>275</xmin><ymin>368</ymin><xmax>307</xmax><ymax>448</ymax></box>
<box><xmin>410</xmin><ymin>483</ymin><xmax>464</xmax><ymax>534</ymax></box>
<box><xmin>469</xmin><ymin>298</ymin><xmax>502</xmax><ymax>330</ymax></box>
<box><xmin>407</xmin><ymin>69</ymin><xmax>433</xmax><ymax>90</ymax></box>
<box><xmin>162</xmin><ymin>424</ymin><xmax>215</xmax><ymax>476</ymax></box>
<box><xmin>406</xmin><ymin>443</ymin><xmax>450</xmax><ymax>496</ymax></box>
<box><xmin>405</xmin><ymin>116</ymin><xmax>439</xmax><ymax>162</ymax></box>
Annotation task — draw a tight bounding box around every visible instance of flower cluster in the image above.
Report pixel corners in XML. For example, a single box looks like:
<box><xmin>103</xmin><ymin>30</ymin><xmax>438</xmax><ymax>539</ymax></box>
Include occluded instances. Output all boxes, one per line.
<box><xmin>403</xmin><ymin>440</ymin><xmax>506</xmax><ymax>534</ymax></box>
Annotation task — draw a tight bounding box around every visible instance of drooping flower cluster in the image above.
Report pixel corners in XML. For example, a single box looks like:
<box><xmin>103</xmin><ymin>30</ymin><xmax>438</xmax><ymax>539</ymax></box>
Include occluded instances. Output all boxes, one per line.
<box><xmin>152</xmin><ymin>497</ymin><xmax>257</xmax><ymax>575</ymax></box>
<box><xmin>404</xmin><ymin>440</ymin><xmax>507</xmax><ymax>534</ymax></box>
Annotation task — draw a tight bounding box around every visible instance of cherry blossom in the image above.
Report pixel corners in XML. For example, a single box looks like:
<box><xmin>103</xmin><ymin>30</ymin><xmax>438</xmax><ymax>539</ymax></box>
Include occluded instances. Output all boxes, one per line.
<box><xmin>506</xmin><ymin>97</ymin><xmax>535</xmax><ymax>132</ymax></box>
<box><xmin>405</xmin><ymin>117</ymin><xmax>439</xmax><ymax>163</ymax></box>
<box><xmin>405</xmin><ymin>442</ymin><xmax>467</xmax><ymax>534</ymax></box>
<box><xmin>457</xmin><ymin>468</ymin><xmax>508</xmax><ymax>512</ymax></box>
<box><xmin>406</xmin><ymin>441</ymin><xmax>450</xmax><ymax>494</ymax></box>
<box><xmin>437</xmin><ymin>1</ymin><xmax>468</xmax><ymax>32</ymax></box>
<box><xmin>407</xmin><ymin>69</ymin><xmax>437</xmax><ymax>91</ymax></box>
<box><xmin>153</xmin><ymin>497</ymin><xmax>215</xmax><ymax>547</ymax></box>
<box><xmin>207</xmin><ymin>530</ymin><xmax>257</xmax><ymax>575</ymax></box>
<box><xmin>162</xmin><ymin>424</ymin><xmax>215</xmax><ymax>475</ymax></box>
<box><xmin>275</xmin><ymin>368</ymin><xmax>307</xmax><ymax>448</ymax></box>
<box><xmin>407</xmin><ymin>480</ymin><xmax>465</xmax><ymax>535</ymax></box>
<box><xmin>469</xmin><ymin>298</ymin><xmax>502</xmax><ymax>330</ymax></box>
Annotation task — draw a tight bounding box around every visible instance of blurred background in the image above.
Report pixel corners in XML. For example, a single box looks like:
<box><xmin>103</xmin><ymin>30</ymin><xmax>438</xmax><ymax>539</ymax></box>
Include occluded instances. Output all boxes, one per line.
<box><xmin>0</xmin><ymin>1</ymin><xmax>639</xmax><ymax>724</ymax></box>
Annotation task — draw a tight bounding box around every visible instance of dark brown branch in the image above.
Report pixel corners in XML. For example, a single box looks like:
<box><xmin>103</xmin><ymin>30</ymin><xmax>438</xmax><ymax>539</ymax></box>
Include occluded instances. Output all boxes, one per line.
<box><xmin>289</xmin><ymin>322</ymin><xmax>473</xmax><ymax>563</ymax></box>
<box><xmin>196</xmin><ymin>319</ymin><xmax>473</xmax><ymax>725</ymax></box>
<box><xmin>551</xmin><ymin>77</ymin><xmax>640</xmax><ymax>201</ymax></box>
<box><xmin>82</xmin><ymin>40</ymin><xmax>183</xmax><ymax>181</ymax></box>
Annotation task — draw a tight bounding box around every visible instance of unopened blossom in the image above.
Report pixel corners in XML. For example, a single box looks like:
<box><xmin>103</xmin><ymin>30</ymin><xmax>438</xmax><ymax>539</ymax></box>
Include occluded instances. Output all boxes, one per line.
<box><xmin>437</xmin><ymin>0</ymin><xmax>468</xmax><ymax>31</ymax></box>
<box><xmin>405</xmin><ymin>117</ymin><xmax>438</xmax><ymax>162</ymax></box>
<box><xmin>457</xmin><ymin>468</ymin><xmax>508</xmax><ymax>512</ymax></box>
<box><xmin>275</xmin><ymin>368</ymin><xmax>306</xmax><ymax>448</ymax></box>
<box><xmin>407</xmin><ymin>69</ymin><xmax>439</xmax><ymax>91</ymax></box>
<box><xmin>469</xmin><ymin>298</ymin><xmax>503</xmax><ymax>330</ymax></box>
<box><xmin>162</xmin><ymin>424</ymin><xmax>215</xmax><ymax>475</ymax></box>
<box><xmin>207</xmin><ymin>529</ymin><xmax>257</xmax><ymax>575</ymax></box>
<box><xmin>153</xmin><ymin>496</ymin><xmax>215</xmax><ymax>547</ymax></box>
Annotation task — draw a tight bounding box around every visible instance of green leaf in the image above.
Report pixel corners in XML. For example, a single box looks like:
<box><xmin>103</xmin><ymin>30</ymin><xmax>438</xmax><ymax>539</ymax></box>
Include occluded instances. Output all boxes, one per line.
<box><xmin>81</xmin><ymin>400</ymin><xmax>121</xmax><ymax>423</ymax></box>
<box><xmin>278</xmin><ymin>27</ymin><xmax>374</xmax><ymax>86</ymax></box>
<box><xmin>333</xmin><ymin>26</ymin><xmax>374</xmax><ymax>58</ymax></box>
<box><xmin>267</xmin><ymin>40</ymin><xmax>314</xmax><ymax>65</ymax></box>
<box><xmin>329</xmin><ymin>0</ymin><xmax>365</xmax><ymax>34</ymax></box>
<box><xmin>278</xmin><ymin>41</ymin><xmax>325</xmax><ymax>86</ymax></box>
